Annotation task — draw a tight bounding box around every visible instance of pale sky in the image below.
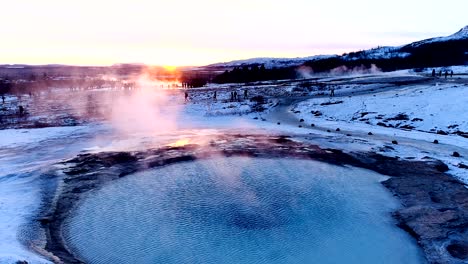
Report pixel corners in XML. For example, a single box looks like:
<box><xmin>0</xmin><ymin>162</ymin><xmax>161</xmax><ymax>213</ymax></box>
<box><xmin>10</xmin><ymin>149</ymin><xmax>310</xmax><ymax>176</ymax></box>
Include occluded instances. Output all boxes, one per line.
<box><xmin>1</xmin><ymin>0</ymin><xmax>466</xmax><ymax>66</ymax></box>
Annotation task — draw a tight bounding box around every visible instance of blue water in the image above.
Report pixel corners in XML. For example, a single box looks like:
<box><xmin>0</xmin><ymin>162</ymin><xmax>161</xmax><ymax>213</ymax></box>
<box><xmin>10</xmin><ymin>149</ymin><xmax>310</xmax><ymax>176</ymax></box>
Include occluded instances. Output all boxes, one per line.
<box><xmin>64</xmin><ymin>157</ymin><xmax>425</xmax><ymax>264</ymax></box>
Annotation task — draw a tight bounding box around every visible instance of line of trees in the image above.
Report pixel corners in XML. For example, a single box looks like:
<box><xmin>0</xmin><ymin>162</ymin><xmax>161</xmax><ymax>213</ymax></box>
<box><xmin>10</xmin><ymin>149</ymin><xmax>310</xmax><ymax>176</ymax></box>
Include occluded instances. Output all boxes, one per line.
<box><xmin>213</xmin><ymin>65</ymin><xmax>297</xmax><ymax>83</ymax></box>
<box><xmin>0</xmin><ymin>80</ymin><xmax>12</xmax><ymax>95</ymax></box>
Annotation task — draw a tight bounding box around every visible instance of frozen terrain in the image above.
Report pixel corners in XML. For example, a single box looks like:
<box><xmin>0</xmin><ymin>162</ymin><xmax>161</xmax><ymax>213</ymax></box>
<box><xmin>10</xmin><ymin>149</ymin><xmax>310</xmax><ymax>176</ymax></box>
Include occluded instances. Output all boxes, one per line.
<box><xmin>289</xmin><ymin>77</ymin><xmax>468</xmax><ymax>182</ymax></box>
<box><xmin>1</xmin><ymin>70</ymin><xmax>467</xmax><ymax>263</ymax></box>
<box><xmin>0</xmin><ymin>126</ymin><xmax>101</xmax><ymax>263</ymax></box>
<box><xmin>294</xmin><ymin>82</ymin><xmax>467</xmax><ymax>136</ymax></box>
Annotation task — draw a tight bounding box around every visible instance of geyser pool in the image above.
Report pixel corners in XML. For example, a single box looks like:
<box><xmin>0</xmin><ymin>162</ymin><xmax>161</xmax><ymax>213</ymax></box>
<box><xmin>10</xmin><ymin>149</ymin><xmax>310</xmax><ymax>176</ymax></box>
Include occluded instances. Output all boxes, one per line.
<box><xmin>63</xmin><ymin>157</ymin><xmax>425</xmax><ymax>264</ymax></box>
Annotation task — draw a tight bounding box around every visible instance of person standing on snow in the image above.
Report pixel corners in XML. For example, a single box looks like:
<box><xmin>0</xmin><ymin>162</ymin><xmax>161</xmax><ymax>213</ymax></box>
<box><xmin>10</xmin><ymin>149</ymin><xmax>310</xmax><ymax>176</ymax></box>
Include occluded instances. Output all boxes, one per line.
<box><xmin>19</xmin><ymin>105</ymin><xmax>25</xmax><ymax>116</ymax></box>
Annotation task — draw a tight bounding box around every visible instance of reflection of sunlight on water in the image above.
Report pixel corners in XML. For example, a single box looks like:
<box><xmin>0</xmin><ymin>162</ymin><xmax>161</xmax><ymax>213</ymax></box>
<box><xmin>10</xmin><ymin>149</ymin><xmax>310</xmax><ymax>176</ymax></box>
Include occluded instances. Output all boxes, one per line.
<box><xmin>82</xmin><ymin>127</ymin><xmax>268</xmax><ymax>154</ymax></box>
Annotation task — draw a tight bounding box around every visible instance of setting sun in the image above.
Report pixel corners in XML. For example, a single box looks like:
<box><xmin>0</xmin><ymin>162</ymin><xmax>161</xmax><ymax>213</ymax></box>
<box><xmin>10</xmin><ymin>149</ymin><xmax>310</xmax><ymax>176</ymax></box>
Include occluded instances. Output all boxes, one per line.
<box><xmin>163</xmin><ymin>66</ymin><xmax>178</xmax><ymax>72</ymax></box>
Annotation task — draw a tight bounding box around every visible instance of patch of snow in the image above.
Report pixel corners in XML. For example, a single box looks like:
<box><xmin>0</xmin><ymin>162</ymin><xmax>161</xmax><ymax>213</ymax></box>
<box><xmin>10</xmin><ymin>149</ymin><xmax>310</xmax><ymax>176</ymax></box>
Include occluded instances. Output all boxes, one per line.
<box><xmin>0</xmin><ymin>176</ymin><xmax>51</xmax><ymax>264</ymax></box>
<box><xmin>0</xmin><ymin>125</ymin><xmax>110</xmax><ymax>264</ymax></box>
<box><xmin>0</xmin><ymin>126</ymin><xmax>91</xmax><ymax>148</ymax></box>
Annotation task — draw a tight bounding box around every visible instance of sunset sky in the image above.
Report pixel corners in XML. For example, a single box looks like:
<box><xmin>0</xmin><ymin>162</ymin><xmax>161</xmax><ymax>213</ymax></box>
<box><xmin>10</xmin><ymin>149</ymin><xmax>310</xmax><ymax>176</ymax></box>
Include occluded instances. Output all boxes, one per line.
<box><xmin>1</xmin><ymin>0</ymin><xmax>466</xmax><ymax>66</ymax></box>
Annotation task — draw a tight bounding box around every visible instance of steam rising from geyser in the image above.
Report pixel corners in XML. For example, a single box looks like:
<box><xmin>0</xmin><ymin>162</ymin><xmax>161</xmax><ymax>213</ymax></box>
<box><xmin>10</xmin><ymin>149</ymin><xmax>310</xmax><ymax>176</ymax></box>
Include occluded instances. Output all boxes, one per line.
<box><xmin>330</xmin><ymin>64</ymin><xmax>381</xmax><ymax>75</ymax></box>
<box><xmin>297</xmin><ymin>64</ymin><xmax>381</xmax><ymax>78</ymax></box>
<box><xmin>109</xmin><ymin>74</ymin><xmax>181</xmax><ymax>136</ymax></box>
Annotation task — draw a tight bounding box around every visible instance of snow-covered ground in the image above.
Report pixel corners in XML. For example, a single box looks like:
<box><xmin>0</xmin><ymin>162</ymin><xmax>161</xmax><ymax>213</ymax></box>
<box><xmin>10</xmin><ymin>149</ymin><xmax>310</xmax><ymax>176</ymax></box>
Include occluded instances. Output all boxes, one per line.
<box><xmin>415</xmin><ymin>65</ymin><xmax>468</xmax><ymax>76</ymax></box>
<box><xmin>1</xmin><ymin>70</ymin><xmax>468</xmax><ymax>263</ymax></box>
<box><xmin>0</xmin><ymin>126</ymin><xmax>101</xmax><ymax>263</ymax></box>
<box><xmin>290</xmin><ymin>79</ymin><xmax>468</xmax><ymax>183</ymax></box>
<box><xmin>294</xmin><ymin>83</ymin><xmax>468</xmax><ymax>135</ymax></box>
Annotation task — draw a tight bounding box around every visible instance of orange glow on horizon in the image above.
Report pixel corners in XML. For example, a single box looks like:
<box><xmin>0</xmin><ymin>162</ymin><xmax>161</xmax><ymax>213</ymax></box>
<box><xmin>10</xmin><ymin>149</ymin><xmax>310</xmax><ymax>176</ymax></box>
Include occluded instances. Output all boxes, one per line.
<box><xmin>0</xmin><ymin>0</ymin><xmax>464</xmax><ymax>66</ymax></box>
<box><xmin>163</xmin><ymin>65</ymin><xmax>178</xmax><ymax>72</ymax></box>
<box><xmin>0</xmin><ymin>46</ymin><xmax>356</xmax><ymax>67</ymax></box>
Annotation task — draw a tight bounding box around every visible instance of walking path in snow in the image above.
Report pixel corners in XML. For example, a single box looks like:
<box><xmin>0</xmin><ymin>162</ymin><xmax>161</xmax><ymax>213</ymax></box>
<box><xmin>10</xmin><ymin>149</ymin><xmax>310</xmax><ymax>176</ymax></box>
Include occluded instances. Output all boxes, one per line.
<box><xmin>264</xmin><ymin>75</ymin><xmax>468</xmax><ymax>183</ymax></box>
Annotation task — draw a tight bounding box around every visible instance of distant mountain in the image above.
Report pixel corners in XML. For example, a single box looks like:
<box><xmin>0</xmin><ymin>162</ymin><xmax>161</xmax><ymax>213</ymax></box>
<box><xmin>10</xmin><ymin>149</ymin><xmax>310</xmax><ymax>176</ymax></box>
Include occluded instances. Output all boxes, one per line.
<box><xmin>406</xmin><ymin>25</ymin><xmax>468</xmax><ymax>47</ymax></box>
<box><xmin>206</xmin><ymin>55</ymin><xmax>336</xmax><ymax>69</ymax></box>
<box><xmin>334</xmin><ymin>26</ymin><xmax>468</xmax><ymax>70</ymax></box>
<box><xmin>208</xmin><ymin>26</ymin><xmax>468</xmax><ymax>72</ymax></box>
<box><xmin>212</xmin><ymin>26</ymin><xmax>468</xmax><ymax>83</ymax></box>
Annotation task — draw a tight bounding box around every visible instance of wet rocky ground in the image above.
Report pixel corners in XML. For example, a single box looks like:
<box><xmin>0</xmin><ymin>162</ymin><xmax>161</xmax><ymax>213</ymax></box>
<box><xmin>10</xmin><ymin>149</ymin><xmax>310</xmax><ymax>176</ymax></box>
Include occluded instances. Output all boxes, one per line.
<box><xmin>36</xmin><ymin>134</ymin><xmax>467</xmax><ymax>264</ymax></box>
<box><xmin>0</xmin><ymin>80</ymin><xmax>306</xmax><ymax>130</ymax></box>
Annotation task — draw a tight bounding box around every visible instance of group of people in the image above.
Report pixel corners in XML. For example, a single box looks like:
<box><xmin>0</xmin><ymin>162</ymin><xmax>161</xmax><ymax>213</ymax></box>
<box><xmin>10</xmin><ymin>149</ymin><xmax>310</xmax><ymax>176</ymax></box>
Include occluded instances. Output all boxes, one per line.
<box><xmin>432</xmin><ymin>69</ymin><xmax>454</xmax><ymax>79</ymax></box>
<box><xmin>184</xmin><ymin>89</ymin><xmax>249</xmax><ymax>103</ymax></box>
<box><xmin>229</xmin><ymin>89</ymin><xmax>248</xmax><ymax>101</ymax></box>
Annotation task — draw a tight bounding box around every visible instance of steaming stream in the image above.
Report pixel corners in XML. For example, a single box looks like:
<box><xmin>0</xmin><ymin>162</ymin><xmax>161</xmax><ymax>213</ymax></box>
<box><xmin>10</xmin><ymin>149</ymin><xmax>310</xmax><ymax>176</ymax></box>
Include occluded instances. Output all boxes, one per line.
<box><xmin>64</xmin><ymin>157</ymin><xmax>425</xmax><ymax>264</ymax></box>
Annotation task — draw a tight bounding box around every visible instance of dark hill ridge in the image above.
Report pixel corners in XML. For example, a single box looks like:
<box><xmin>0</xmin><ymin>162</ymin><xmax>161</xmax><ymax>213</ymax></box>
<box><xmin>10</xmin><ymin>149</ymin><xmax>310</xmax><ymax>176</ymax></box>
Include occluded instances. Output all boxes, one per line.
<box><xmin>209</xmin><ymin>25</ymin><xmax>468</xmax><ymax>70</ymax></box>
<box><xmin>211</xmin><ymin>26</ymin><xmax>468</xmax><ymax>83</ymax></box>
<box><xmin>407</xmin><ymin>25</ymin><xmax>468</xmax><ymax>48</ymax></box>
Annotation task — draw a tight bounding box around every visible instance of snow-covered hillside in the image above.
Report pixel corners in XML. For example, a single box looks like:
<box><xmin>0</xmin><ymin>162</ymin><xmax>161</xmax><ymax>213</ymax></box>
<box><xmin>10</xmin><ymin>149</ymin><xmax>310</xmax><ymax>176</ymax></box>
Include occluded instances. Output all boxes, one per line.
<box><xmin>206</xmin><ymin>55</ymin><xmax>336</xmax><ymax>69</ymax></box>
<box><xmin>408</xmin><ymin>25</ymin><xmax>468</xmax><ymax>47</ymax></box>
<box><xmin>342</xmin><ymin>46</ymin><xmax>410</xmax><ymax>61</ymax></box>
<box><xmin>205</xmin><ymin>26</ymin><xmax>468</xmax><ymax>70</ymax></box>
